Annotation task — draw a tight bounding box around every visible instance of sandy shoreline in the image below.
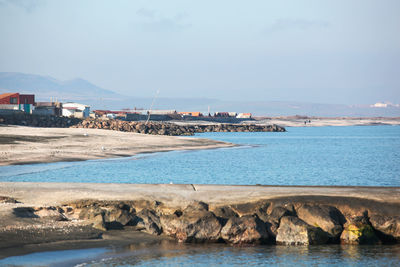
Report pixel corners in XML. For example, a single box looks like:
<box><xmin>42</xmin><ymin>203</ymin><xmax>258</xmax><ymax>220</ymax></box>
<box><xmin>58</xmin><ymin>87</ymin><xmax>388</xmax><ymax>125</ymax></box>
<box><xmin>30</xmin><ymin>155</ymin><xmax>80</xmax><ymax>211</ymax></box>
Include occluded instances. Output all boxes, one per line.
<box><xmin>0</xmin><ymin>125</ymin><xmax>235</xmax><ymax>166</ymax></box>
<box><xmin>2</xmin><ymin>182</ymin><xmax>400</xmax><ymax>207</ymax></box>
<box><xmin>253</xmin><ymin>117</ymin><xmax>400</xmax><ymax>127</ymax></box>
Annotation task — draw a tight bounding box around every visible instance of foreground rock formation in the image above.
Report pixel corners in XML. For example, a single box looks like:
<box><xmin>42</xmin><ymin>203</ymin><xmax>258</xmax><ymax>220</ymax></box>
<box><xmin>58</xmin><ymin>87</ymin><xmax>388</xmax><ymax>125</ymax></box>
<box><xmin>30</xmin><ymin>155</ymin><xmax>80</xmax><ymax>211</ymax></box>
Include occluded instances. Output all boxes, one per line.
<box><xmin>2</xmin><ymin>187</ymin><xmax>400</xmax><ymax>249</ymax></box>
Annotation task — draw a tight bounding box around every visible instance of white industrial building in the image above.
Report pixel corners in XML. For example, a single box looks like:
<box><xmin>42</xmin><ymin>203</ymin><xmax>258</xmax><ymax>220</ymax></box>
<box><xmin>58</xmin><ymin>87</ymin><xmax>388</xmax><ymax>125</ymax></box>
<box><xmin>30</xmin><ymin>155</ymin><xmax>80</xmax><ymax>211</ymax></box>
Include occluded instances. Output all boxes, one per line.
<box><xmin>62</xmin><ymin>102</ymin><xmax>90</xmax><ymax>118</ymax></box>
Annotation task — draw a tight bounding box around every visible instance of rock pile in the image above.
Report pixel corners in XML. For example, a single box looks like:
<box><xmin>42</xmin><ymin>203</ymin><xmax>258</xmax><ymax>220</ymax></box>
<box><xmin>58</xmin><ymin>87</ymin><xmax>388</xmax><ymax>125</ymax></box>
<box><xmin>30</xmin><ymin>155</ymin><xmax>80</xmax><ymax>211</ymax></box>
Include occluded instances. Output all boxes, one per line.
<box><xmin>0</xmin><ymin>113</ymin><xmax>81</xmax><ymax>128</ymax></box>
<box><xmin>71</xmin><ymin>119</ymin><xmax>286</xmax><ymax>136</ymax></box>
<box><xmin>0</xmin><ymin>114</ymin><xmax>286</xmax><ymax>135</ymax></box>
<box><xmin>17</xmin><ymin>197</ymin><xmax>400</xmax><ymax>246</ymax></box>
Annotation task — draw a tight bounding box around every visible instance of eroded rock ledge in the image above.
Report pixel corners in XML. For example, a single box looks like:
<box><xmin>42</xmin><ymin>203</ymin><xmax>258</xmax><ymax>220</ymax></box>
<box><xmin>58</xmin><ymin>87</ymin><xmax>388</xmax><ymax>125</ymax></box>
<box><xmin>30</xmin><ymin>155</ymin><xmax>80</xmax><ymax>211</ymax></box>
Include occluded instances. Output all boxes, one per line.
<box><xmin>3</xmin><ymin>196</ymin><xmax>399</xmax><ymax>247</ymax></box>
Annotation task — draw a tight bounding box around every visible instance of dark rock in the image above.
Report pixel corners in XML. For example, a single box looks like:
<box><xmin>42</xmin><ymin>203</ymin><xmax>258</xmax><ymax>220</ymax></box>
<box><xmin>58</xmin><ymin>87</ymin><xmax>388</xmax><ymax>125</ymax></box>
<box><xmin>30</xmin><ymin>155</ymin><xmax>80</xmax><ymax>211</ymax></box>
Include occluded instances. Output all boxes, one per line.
<box><xmin>0</xmin><ymin>196</ymin><xmax>19</xmax><ymax>203</ymax></box>
<box><xmin>262</xmin><ymin>206</ymin><xmax>294</xmax><ymax>224</ymax></box>
<box><xmin>296</xmin><ymin>204</ymin><xmax>344</xmax><ymax>240</ymax></box>
<box><xmin>12</xmin><ymin>207</ymin><xmax>38</xmax><ymax>218</ymax></box>
<box><xmin>103</xmin><ymin>205</ymin><xmax>134</xmax><ymax>229</ymax></box>
<box><xmin>230</xmin><ymin>201</ymin><xmax>269</xmax><ymax>217</ymax></box>
<box><xmin>91</xmin><ymin>214</ymin><xmax>107</xmax><ymax>231</ymax></box>
<box><xmin>184</xmin><ymin>201</ymin><xmax>209</xmax><ymax>212</ymax></box>
<box><xmin>220</xmin><ymin>215</ymin><xmax>269</xmax><ymax>244</ymax></box>
<box><xmin>257</xmin><ymin>206</ymin><xmax>293</xmax><ymax>239</ymax></box>
<box><xmin>264</xmin><ymin>221</ymin><xmax>279</xmax><ymax>239</ymax></box>
<box><xmin>212</xmin><ymin>206</ymin><xmax>239</xmax><ymax>220</ymax></box>
<box><xmin>369</xmin><ymin>215</ymin><xmax>400</xmax><ymax>242</ymax></box>
<box><xmin>132</xmin><ymin>209</ymin><xmax>162</xmax><ymax>235</ymax></box>
<box><xmin>276</xmin><ymin>216</ymin><xmax>329</xmax><ymax>245</ymax></box>
<box><xmin>34</xmin><ymin>207</ymin><xmax>68</xmax><ymax>221</ymax></box>
<box><xmin>131</xmin><ymin>199</ymin><xmax>161</xmax><ymax>212</ymax></box>
<box><xmin>160</xmin><ymin>209</ymin><xmax>222</xmax><ymax>243</ymax></box>
<box><xmin>78</xmin><ymin>206</ymin><xmax>106</xmax><ymax>231</ymax></box>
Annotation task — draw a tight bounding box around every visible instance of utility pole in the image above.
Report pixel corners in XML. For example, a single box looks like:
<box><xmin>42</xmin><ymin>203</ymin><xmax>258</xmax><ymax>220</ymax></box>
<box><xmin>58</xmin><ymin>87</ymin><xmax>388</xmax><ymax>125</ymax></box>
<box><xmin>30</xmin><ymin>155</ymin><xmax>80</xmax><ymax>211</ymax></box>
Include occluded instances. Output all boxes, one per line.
<box><xmin>146</xmin><ymin>90</ymin><xmax>160</xmax><ymax>125</ymax></box>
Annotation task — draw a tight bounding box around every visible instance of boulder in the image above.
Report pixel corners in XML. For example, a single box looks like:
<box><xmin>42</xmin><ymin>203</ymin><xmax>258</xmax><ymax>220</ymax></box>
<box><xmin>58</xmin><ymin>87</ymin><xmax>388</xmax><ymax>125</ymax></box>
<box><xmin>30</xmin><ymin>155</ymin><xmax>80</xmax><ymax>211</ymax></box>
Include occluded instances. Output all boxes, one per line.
<box><xmin>229</xmin><ymin>201</ymin><xmax>269</xmax><ymax>217</ymax></box>
<box><xmin>276</xmin><ymin>216</ymin><xmax>329</xmax><ymax>245</ymax></box>
<box><xmin>340</xmin><ymin>222</ymin><xmax>379</xmax><ymax>245</ymax></box>
<box><xmin>103</xmin><ymin>204</ymin><xmax>134</xmax><ymax>229</ymax></box>
<box><xmin>78</xmin><ymin>203</ymin><xmax>134</xmax><ymax>230</ymax></box>
<box><xmin>131</xmin><ymin>199</ymin><xmax>161</xmax><ymax>212</ymax></box>
<box><xmin>160</xmin><ymin>209</ymin><xmax>222</xmax><ymax>243</ymax></box>
<box><xmin>211</xmin><ymin>206</ymin><xmax>239</xmax><ymax>220</ymax></box>
<box><xmin>78</xmin><ymin>206</ymin><xmax>106</xmax><ymax>231</ymax></box>
<box><xmin>296</xmin><ymin>204</ymin><xmax>344</xmax><ymax>240</ymax></box>
<box><xmin>132</xmin><ymin>209</ymin><xmax>162</xmax><ymax>235</ymax></box>
<box><xmin>257</xmin><ymin>206</ymin><xmax>294</xmax><ymax>239</ymax></box>
<box><xmin>369</xmin><ymin>215</ymin><xmax>400</xmax><ymax>242</ymax></box>
<box><xmin>34</xmin><ymin>207</ymin><xmax>68</xmax><ymax>221</ymax></box>
<box><xmin>91</xmin><ymin>214</ymin><xmax>107</xmax><ymax>231</ymax></box>
<box><xmin>184</xmin><ymin>201</ymin><xmax>209</xmax><ymax>212</ymax></box>
<box><xmin>220</xmin><ymin>215</ymin><xmax>269</xmax><ymax>244</ymax></box>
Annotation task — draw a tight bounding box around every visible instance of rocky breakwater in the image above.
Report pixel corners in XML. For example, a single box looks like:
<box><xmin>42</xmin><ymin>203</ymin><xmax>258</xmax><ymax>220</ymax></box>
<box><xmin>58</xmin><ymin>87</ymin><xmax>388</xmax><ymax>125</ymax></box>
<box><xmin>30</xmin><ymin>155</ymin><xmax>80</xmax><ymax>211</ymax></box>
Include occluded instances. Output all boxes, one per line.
<box><xmin>71</xmin><ymin>119</ymin><xmax>286</xmax><ymax>136</ymax></box>
<box><xmin>6</xmin><ymin>196</ymin><xmax>400</xmax><ymax>247</ymax></box>
<box><xmin>0</xmin><ymin>113</ymin><xmax>81</xmax><ymax>128</ymax></box>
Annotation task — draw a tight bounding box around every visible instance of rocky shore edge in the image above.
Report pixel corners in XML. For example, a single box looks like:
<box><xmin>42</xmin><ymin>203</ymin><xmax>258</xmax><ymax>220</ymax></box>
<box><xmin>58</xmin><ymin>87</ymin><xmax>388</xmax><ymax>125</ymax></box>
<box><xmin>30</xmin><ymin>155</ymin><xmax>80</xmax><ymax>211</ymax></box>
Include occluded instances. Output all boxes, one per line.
<box><xmin>0</xmin><ymin>113</ymin><xmax>286</xmax><ymax>136</ymax></box>
<box><xmin>1</xmin><ymin>194</ymin><xmax>399</xmax><ymax>255</ymax></box>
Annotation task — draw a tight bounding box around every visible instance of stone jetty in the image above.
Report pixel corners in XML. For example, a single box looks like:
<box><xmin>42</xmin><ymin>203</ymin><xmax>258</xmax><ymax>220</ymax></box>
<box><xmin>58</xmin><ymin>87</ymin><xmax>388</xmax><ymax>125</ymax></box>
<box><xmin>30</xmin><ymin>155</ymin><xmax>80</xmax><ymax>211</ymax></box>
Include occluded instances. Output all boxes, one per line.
<box><xmin>1</xmin><ymin>183</ymin><xmax>399</xmax><ymax>251</ymax></box>
<box><xmin>0</xmin><ymin>113</ymin><xmax>80</xmax><ymax>128</ymax></box>
<box><xmin>71</xmin><ymin>119</ymin><xmax>286</xmax><ymax>135</ymax></box>
<box><xmin>0</xmin><ymin>113</ymin><xmax>286</xmax><ymax>136</ymax></box>
<box><xmin>57</xmin><ymin>196</ymin><xmax>399</xmax><ymax>245</ymax></box>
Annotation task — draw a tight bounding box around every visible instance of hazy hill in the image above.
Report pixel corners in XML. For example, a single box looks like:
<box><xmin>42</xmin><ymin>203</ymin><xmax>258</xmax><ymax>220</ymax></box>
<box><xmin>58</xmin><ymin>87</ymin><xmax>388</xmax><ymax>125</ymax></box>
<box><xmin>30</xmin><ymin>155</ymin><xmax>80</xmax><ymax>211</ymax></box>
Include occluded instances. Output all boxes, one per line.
<box><xmin>0</xmin><ymin>72</ymin><xmax>120</xmax><ymax>101</ymax></box>
<box><xmin>0</xmin><ymin>72</ymin><xmax>399</xmax><ymax>117</ymax></box>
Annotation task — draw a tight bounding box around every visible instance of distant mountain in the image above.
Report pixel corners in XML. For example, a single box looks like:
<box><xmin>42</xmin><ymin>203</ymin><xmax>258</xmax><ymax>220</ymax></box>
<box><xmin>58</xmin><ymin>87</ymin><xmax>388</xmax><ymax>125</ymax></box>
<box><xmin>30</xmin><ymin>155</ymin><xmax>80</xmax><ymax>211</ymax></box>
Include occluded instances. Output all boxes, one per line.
<box><xmin>0</xmin><ymin>72</ymin><xmax>399</xmax><ymax>117</ymax></box>
<box><xmin>0</xmin><ymin>72</ymin><xmax>121</xmax><ymax>101</ymax></box>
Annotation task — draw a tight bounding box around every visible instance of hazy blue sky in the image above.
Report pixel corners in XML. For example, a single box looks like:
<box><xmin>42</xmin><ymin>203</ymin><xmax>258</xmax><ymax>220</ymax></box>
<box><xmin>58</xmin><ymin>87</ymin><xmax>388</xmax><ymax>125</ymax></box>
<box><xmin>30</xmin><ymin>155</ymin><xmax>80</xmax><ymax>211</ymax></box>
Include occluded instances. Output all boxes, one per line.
<box><xmin>0</xmin><ymin>0</ymin><xmax>399</xmax><ymax>104</ymax></box>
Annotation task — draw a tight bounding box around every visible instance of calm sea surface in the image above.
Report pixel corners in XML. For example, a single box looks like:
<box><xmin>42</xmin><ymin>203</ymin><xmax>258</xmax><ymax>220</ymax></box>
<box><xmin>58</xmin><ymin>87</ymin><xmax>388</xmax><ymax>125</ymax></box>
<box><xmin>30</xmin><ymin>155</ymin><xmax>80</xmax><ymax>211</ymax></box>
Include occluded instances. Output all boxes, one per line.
<box><xmin>1</xmin><ymin>126</ymin><xmax>400</xmax><ymax>266</ymax></box>
<box><xmin>1</xmin><ymin>125</ymin><xmax>399</xmax><ymax>186</ymax></box>
<box><xmin>1</xmin><ymin>243</ymin><xmax>400</xmax><ymax>266</ymax></box>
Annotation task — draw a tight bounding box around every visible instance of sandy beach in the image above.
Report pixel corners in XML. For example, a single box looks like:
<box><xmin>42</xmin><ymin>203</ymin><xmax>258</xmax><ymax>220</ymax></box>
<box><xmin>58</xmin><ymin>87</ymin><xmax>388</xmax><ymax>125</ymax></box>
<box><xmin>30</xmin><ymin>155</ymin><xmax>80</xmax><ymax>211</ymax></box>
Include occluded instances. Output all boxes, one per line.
<box><xmin>253</xmin><ymin>117</ymin><xmax>400</xmax><ymax>127</ymax></box>
<box><xmin>0</xmin><ymin>125</ymin><xmax>235</xmax><ymax>166</ymax></box>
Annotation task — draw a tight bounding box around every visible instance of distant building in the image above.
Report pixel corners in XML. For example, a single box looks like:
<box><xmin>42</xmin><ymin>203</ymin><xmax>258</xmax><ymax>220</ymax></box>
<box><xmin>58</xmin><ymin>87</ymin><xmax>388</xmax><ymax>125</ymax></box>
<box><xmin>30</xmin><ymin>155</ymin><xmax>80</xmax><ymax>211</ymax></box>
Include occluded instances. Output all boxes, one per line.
<box><xmin>228</xmin><ymin>112</ymin><xmax>237</xmax><ymax>117</ymax></box>
<box><xmin>0</xmin><ymin>93</ymin><xmax>35</xmax><ymax>113</ymax></box>
<box><xmin>138</xmin><ymin>110</ymin><xmax>177</xmax><ymax>115</ymax></box>
<box><xmin>33</xmin><ymin>102</ymin><xmax>63</xmax><ymax>116</ymax></box>
<box><xmin>236</xmin><ymin>113</ymin><xmax>252</xmax><ymax>119</ymax></box>
<box><xmin>371</xmin><ymin>102</ymin><xmax>388</xmax><ymax>108</ymax></box>
<box><xmin>370</xmin><ymin>102</ymin><xmax>400</xmax><ymax>108</ymax></box>
<box><xmin>179</xmin><ymin>111</ymin><xmax>203</xmax><ymax>117</ymax></box>
<box><xmin>214</xmin><ymin>112</ymin><xmax>230</xmax><ymax>117</ymax></box>
<box><xmin>62</xmin><ymin>102</ymin><xmax>90</xmax><ymax>118</ymax></box>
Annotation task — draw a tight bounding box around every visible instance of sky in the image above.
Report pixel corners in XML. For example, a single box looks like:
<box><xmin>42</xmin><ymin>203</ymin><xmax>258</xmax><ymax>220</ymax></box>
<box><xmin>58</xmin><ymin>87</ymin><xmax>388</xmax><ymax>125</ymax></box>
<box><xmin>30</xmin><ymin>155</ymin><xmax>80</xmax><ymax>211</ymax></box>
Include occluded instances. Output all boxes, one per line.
<box><xmin>0</xmin><ymin>0</ymin><xmax>399</xmax><ymax>105</ymax></box>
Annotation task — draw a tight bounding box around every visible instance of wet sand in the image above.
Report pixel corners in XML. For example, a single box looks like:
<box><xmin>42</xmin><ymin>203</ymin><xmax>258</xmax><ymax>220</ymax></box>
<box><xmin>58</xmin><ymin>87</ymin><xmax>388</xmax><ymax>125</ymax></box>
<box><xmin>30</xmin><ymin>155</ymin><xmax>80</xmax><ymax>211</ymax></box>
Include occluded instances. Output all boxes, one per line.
<box><xmin>0</xmin><ymin>125</ymin><xmax>235</xmax><ymax>166</ymax></box>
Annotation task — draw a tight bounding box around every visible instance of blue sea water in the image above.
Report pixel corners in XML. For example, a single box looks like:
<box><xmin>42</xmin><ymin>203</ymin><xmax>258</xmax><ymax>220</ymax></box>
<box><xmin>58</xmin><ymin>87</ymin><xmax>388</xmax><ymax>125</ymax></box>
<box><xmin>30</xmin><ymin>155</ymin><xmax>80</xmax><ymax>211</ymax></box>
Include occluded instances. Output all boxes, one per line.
<box><xmin>1</xmin><ymin>126</ymin><xmax>399</xmax><ymax>186</ymax></box>
<box><xmin>1</xmin><ymin>243</ymin><xmax>400</xmax><ymax>266</ymax></box>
